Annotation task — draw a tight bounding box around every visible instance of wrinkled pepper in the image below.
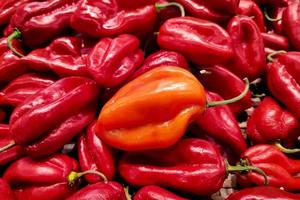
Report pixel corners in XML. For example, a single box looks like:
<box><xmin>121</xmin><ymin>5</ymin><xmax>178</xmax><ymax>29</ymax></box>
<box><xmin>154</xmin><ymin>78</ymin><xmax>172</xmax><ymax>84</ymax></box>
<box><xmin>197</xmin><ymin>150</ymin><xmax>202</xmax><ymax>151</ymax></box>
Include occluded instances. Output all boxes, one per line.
<box><xmin>96</xmin><ymin>66</ymin><xmax>249</xmax><ymax>151</ymax></box>
<box><xmin>0</xmin><ymin>178</ymin><xmax>14</xmax><ymax>200</ymax></box>
<box><xmin>0</xmin><ymin>73</ymin><xmax>56</xmax><ymax>107</ymax></box>
<box><xmin>78</xmin><ymin>121</ymin><xmax>115</xmax><ymax>183</ymax></box>
<box><xmin>157</xmin><ymin>16</ymin><xmax>233</xmax><ymax>66</ymax></box>
<box><xmin>5</xmin><ymin>77</ymin><xmax>100</xmax><ymax>158</ymax></box>
<box><xmin>134</xmin><ymin>185</ymin><xmax>187</xmax><ymax>200</ymax></box>
<box><xmin>119</xmin><ymin>138</ymin><xmax>268</xmax><ymax>196</ymax></box>
<box><xmin>262</xmin><ymin>32</ymin><xmax>290</xmax><ymax>54</ymax></box>
<box><xmin>87</xmin><ymin>34</ymin><xmax>144</xmax><ymax>88</ymax></box>
<box><xmin>283</xmin><ymin>2</ymin><xmax>300</xmax><ymax>50</ymax></box>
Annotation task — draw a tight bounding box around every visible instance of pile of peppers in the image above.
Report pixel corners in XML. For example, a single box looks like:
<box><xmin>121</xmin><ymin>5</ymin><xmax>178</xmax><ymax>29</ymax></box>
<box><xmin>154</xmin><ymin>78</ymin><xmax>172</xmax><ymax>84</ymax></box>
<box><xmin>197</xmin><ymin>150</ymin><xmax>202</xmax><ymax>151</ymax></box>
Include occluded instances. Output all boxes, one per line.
<box><xmin>1</xmin><ymin>0</ymin><xmax>300</xmax><ymax>199</ymax></box>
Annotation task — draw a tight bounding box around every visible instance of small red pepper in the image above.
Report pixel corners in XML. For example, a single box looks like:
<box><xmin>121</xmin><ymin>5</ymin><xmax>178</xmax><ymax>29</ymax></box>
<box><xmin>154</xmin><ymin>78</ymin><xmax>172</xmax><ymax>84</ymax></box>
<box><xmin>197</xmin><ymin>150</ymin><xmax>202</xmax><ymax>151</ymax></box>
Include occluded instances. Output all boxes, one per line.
<box><xmin>266</xmin><ymin>7</ymin><xmax>285</xmax><ymax>34</ymax></box>
<box><xmin>0</xmin><ymin>178</ymin><xmax>14</xmax><ymax>200</ymax></box>
<box><xmin>261</xmin><ymin>32</ymin><xmax>290</xmax><ymax>53</ymax></box>
<box><xmin>87</xmin><ymin>34</ymin><xmax>144</xmax><ymax>88</ymax></box>
<box><xmin>225</xmin><ymin>15</ymin><xmax>266</xmax><ymax>81</ymax></box>
<box><xmin>227</xmin><ymin>186</ymin><xmax>300</xmax><ymax>200</ymax></box>
<box><xmin>0</xmin><ymin>73</ymin><xmax>56</xmax><ymax>107</ymax></box>
<box><xmin>119</xmin><ymin>138</ymin><xmax>268</xmax><ymax>196</ymax></box>
<box><xmin>283</xmin><ymin>2</ymin><xmax>300</xmax><ymax>50</ymax></box>
<box><xmin>134</xmin><ymin>185</ymin><xmax>187</xmax><ymax>200</ymax></box>
<box><xmin>78</xmin><ymin>121</ymin><xmax>115</xmax><ymax>183</ymax></box>
<box><xmin>157</xmin><ymin>16</ymin><xmax>233</xmax><ymax>66</ymax></box>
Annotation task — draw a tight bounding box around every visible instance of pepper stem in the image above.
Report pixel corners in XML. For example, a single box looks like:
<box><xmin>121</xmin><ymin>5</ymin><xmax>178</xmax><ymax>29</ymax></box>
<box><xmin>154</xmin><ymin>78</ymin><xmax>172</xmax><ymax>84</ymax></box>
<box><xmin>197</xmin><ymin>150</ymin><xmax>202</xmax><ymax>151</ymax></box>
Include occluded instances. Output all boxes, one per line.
<box><xmin>225</xmin><ymin>159</ymin><xmax>269</xmax><ymax>185</ymax></box>
<box><xmin>67</xmin><ymin>170</ymin><xmax>108</xmax><ymax>187</ymax></box>
<box><xmin>124</xmin><ymin>187</ymin><xmax>132</xmax><ymax>200</ymax></box>
<box><xmin>7</xmin><ymin>29</ymin><xmax>24</xmax><ymax>58</ymax></box>
<box><xmin>274</xmin><ymin>142</ymin><xmax>300</xmax><ymax>154</ymax></box>
<box><xmin>155</xmin><ymin>2</ymin><xmax>185</xmax><ymax>17</ymax></box>
<box><xmin>263</xmin><ymin>7</ymin><xmax>281</xmax><ymax>22</ymax></box>
<box><xmin>199</xmin><ymin>70</ymin><xmax>211</xmax><ymax>75</ymax></box>
<box><xmin>267</xmin><ymin>50</ymin><xmax>286</xmax><ymax>62</ymax></box>
<box><xmin>206</xmin><ymin>78</ymin><xmax>249</xmax><ymax>107</ymax></box>
<box><xmin>0</xmin><ymin>141</ymin><xmax>16</xmax><ymax>153</ymax></box>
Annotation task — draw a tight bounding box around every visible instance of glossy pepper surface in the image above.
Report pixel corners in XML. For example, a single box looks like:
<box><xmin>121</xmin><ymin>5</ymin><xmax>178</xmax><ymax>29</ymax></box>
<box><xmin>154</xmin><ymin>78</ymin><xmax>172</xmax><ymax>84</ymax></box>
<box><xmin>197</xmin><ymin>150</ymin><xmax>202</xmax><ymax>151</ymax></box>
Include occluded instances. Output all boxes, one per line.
<box><xmin>9</xmin><ymin>77</ymin><xmax>100</xmax><ymax>158</ymax></box>
<box><xmin>70</xmin><ymin>0</ymin><xmax>157</xmax><ymax>38</ymax></box>
<box><xmin>0</xmin><ymin>178</ymin><xmax>14</xmax><ymax>200</ymax></box>
<box><xmin>78</xmin><ymin>121</ymin><xmax>115</xmax><ymax>183</ymax></box>
<box><xmin>261</xmin><ymin>32</ymin><xmax>290</xmax><ymax>54</ymax></box>
<box><xmin>283</xmin><ymin>2</ymin><xmax>300</xmax><ymax>50</ymax></box>
<box><xmin>87</xmin><ymin>34</ymin><xmax>144</xmax><ymax>88</ymax></box>
<box><xmin>157</xmin><ymin>16</ymin><xmax>233</xmax><ymax>66</ymax></box>
<box><xmin>96</xmin><ymin>66</ymin><xmax>206</xmax><ymax>151</ymax></box>
<box><xmin>134</xmin><ymin>185</ymin><xmax>187</xmax><ymax>200</ymax></box>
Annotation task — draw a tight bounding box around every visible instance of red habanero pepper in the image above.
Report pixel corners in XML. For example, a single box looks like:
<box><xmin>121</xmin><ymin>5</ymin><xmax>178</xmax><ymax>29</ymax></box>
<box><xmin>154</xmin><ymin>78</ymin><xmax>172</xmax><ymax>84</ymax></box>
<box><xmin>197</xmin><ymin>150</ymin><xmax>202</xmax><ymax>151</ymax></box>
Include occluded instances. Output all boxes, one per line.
<box><xmin>266</xmin><ymin>7</ymin><xmax>285</xmax><ymax>34</ymax></box>
<box><xmin>134</xmin><ymin>185</ymin><xmax>187</xmax><ymax>200</ymax></box>
<box><xmin>283</xmin><ymin>2</ymin><xmax>300</xmax><ymax>50</ymax></box>
<box><xmin>0</xmin><ymin>178</ymin><xmax>14</xmax><ymax>200</ymax></box>
<box><xmin>22</xmin><ymin>37</ymin><xmax>91</xmax><ymax>77</ymax></box>
<box><xmin>78</xmin><ymin>121</ymin><xmax>115</xmax><ymax>183</ymax></box>
<box><xmin>157</xmin><ymin>17</ymin><xmax>233</xmax><ymax>66</ymax></box>
<box><xmin>225</xmin><ymin>16</ymin><xmax>266</xmax><ymax>81</ymax></box>
<box><xmin>226</xmin><ymin>186</ymin><xmax>300</xmax><ymax>200</ymax></box>
<box><xmin>119</xmin><ymin>138</ymin><xmax>268</xmax><ymax>196</ymax></box>
<box><xmin>96</xmin><ymin>66</ymin><xmax>249</xmax><ymax>151</ymax></box>
<box><xmin>0</xmin><ymin>124</ymin><xmax>24</xmax><ymax>166</ymax></box>
<box><xmin>0</xmin><ymin>73</ymin><xmax>56</xmax><ymax>107</ymax></box>
<box><xmin>261</xmin><ymin>32</ymin><xmax>290</xmax><ymax>53</ymax></box>
<box><xmin>87</xmin><ymin>34</ymin><xmax>144</xmax><ymax>88</ymax></box>
<box><xmin>196</xmin><ymin>65</ymin><xmax>253</xmax><ymax>116</ymax></box>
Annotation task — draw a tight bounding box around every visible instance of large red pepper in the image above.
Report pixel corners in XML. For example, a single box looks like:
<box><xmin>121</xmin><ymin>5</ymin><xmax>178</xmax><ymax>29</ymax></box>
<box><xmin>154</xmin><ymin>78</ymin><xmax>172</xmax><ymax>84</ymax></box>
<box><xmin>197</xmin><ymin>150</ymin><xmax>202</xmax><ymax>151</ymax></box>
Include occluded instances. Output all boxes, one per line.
<box><xmin>226</xmin><ymin>186</ymin><xmax>300</xmax><ymax>200</ymax></box>
<box><xmin>225</xmin><ymin>16</ymin><xmax>266</xmax><ymax>81</ymax></box>
<box><xmin>70</xmin><ymin>0</ymin><xmax>157</xmax><ymax>38</ymax></box>
<box><xmin>134</xmin><ymin>185</ymin><xmax>187</xmax><ymax>200</ymax></box>
<box><xmin>0</xmin><ymin>178</ymin><xmax>14</xmax><ymax>200</ymax></box>
<box><xmin>119</xmin><ymin>138</ymin><xmax>267</xmax><ymax>196</ymax></box>
<box><xmin>157</xmin><ymin>16</ymin><xmax>233</xmax><ymax>66</ymax></box>
<box><xmin>196</xmin><ymin>65</ymin><xmax>253</xmax><ymax>116</ymax></box>
<box><xmin>261</xmin><ymin>32</ymin><xmax>290</xmax><ymax>54</ymax></box>
<box><xmin>87</xmin><ymin>34</ymin><xmax>144</xmax><ymax>88</ymax></box>
<box><xmin>78</xmin><ymin>121</ymin><xmax>115</xmax><ymax>183</ymax></box>
<box><xmin>283</xmin><ymin>2</ymin><xmax>300</xmax><ymax>50</ymax></box>
<box><xmin>22</xmin><ymin>37</ymin><xmax>92</xmax><ymax>77</ymax></box>
<box><xmin>0</xmin><ymin>73</ymin><xmax>56</xmax><ymax>107</ymax></box>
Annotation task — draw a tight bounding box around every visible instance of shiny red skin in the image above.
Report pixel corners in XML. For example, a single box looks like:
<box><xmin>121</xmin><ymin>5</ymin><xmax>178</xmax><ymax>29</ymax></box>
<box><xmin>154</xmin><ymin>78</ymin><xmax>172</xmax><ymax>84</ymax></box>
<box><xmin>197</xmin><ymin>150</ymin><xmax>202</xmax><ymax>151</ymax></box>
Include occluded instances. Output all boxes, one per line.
<box><xmin>129</xmin><ymin>50</ymin><xmax>189</xmax><ymax>80</ymax></box>
<box><xmin>134</xmin><ymin>185</ymin><xmax>187</xmax><ymax>200</ymax></box>
<box><xmin>247</xmin><ymin>97</ymin><xmax>299</xmax><ymax>145</ymax></box>
<box><xmin>0</xmin><ymin>178</ymin><xmax>14</xmax><ymax>200</ymax></box>
<box><xmin>66</xmin><ymin>181</ymin><xmax>126</xmax><ymax>200</ymax></box>
<box><xmin>158</xmin><ymin>17</ymin><xmax>233</xmax><ymax>66</ymax></box>
<box><xmin>70</xmin><ymin>0</ymin><xmax>157</xmax><ymax>38</ymax></box>
<box><xmin>195</xmin><ymin>91</ymin><xmax>247</xmax><ymax>155</ymax></box>
<box><xmin>283</xmin><ymin>2</ymin><xmax>300</xmax><ymax>50</ymax></box>
<box><xmin>87</xmin><ymin>34</ymin><xmax>144</xmax><ymax>88</ymax></box>
<box><xmin>226</xmin><ymin>186</ymin><xmax>300</xmax><ymax>200</ymax></box>
<box><xmin>0</xmin><ymin>73</ymin><xmax>56</xmax><ymax>107</ymax></box>
<box><xmin>0</xmin><ymin>124</ymin><xmax>24</xmax><ymax>166</ymax></box>
<box><xmin>78</xmin><ymin>121</ymin><xmax>115</xmax><ymax>183</ymax></box>
<box><xmin>196</xmin><ymin>65</ymin><xmax>253</xmax><ymax>116</ymax></box>
<box><xmin>225</xmin><ymin>16</ymin><xmax>266</xmax><ymax>81</ymax></box>
<box><xmin>171</xmin><ymin>0</ymin><xmax>239</xmax><ymax>23</ymax></box>
<box><xmin>9</xmin><ymin>77</ymin><xmax>100</xmax><ymax>158</ymax></box>
<box><xmin>119</xmin><ymin>138</ymin><xmax>226</xmax><ymax>196</ymax></box>
<box><xmin>237</xmin><ymin>0</ymin><xmax>266</xmax><ymax>32</ymax></box>
<box><xmin>22</xmin><ymin>37</ymin><xmax>91</xmax><ymax>77</ymax></box>
<box><xmin>261</xmin><ymin>32</ymin><xmax>290</xmax><ymax>51</ymax></box>
<box><xmin>3</xmin><ymin>154</ymin><xmax>78</xmax><ymax>200</ymax></box>
<box><xmin>270</xmin><ymin>7</ymin><xmax>285</xmax><ymax>34</ymax></box>
<box><xmin>11</xmin><ymin>0</ymin><xmax>79</xmax><ymax>47</ymax></box>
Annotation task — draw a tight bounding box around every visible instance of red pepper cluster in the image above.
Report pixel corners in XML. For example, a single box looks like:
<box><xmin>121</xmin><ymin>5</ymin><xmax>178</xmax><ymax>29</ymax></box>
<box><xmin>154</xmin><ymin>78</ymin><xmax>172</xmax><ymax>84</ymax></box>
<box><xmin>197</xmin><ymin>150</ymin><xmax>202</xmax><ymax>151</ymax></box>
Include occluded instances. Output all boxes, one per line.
<box><xmin>0</xmin><ymin>0</ymin><xmax>300</xmax><ymax>199</ymax></box>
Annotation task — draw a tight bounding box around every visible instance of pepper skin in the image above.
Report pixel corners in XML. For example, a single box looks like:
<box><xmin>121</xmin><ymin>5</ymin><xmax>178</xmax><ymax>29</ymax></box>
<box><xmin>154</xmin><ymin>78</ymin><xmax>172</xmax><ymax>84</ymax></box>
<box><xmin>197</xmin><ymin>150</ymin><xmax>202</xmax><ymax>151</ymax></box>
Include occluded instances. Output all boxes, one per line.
<box><xmin>9</xmin><ymin>77</ymin><xmax>100</xmax><ymax>158</ymax></box>
<box><xmin>10</xmin><ymin>0</ymin><xmax>79</xmax><ymax>48</ymax></box>
<box><xmin>0</xmin><ymin>178</ymin><xmax>14</xmax><ymax>200</ymax></box>
<box><xmin>0</xmin><ymin>73</ymin><xmax>56</xmax><ymax>107</ymax></box>
<box><xmin>247</xmin><ymin>97</ymin><xmax>299</xmax><ymax>146</ymax></box>
<box><xmin>134</xmin><ymin>185</ymin><xmax>187</xmax><ymax>200</ymax></box>
<box><xmin>196</xmin><ymin>65</ymin><xmax>252</xmax><ymax>116</ymax></box>
<box><xmin>283</xmin><ymin>2</ymin><xmax>300</xmax><ymax>50</ymax></box>
<box><xmin>269</xmin><ymin>7</ymin><xmax>285</xmax><ymax>34</ymax></box>
<box><xmin>66</xmin><ymin>181</ymin><xmax>127</xmax><ymax>200</ymax></box>
<box><xmin>261</xmin><ymin>32</ymin><xmax>290</xmax><ymax>52</ymax></box>
<box><xmin>225</xmin><ymin>16</ymin><xmax>266</xmax><ymax>81</ymax></box>
<box><xmin>87</xmin><ymin>34</ymin><xmax>144</xmax><ymax>88</ymax></box>
<box><xmin>96</xmin><ymin>66</ymin><xmax>206</xmax><ymax>151</ymax></box>
<box><xmin>70</xmin><ymin>0</ymin><xmax>157</xmax><ymax>38</ymax></box>
<box><xmin>78</xmin><ymin>121</ymin><xmax>115</xmax><ymax>183</ymax></box>
<box><xmin>157</xmin><ymin>17</ymin><xmax>233</xmax><ymax>66</ymax></box>
<box><xmin>226</xmin><ymin>186</ymin><xmax>300</xmax><ymax>200</ymax></box>
<box><xmin>3</xmin><ymin>154</ymin><xmax>78</xmax><ymax>200</ymax></box>
<box><xmin>22</xmin><ymin>37</ymin><xmax>91</xmax><ymax>77</ymax></box>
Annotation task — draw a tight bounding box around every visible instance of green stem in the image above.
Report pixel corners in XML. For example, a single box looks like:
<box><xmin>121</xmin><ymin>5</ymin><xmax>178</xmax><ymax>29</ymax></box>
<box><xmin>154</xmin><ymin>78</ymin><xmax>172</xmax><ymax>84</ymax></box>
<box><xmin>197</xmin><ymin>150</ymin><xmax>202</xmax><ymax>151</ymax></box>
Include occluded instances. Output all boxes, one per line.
<box><xmin>274</xmin><ymin>142</ymin><xmax>300</xmax><ymax>154</ymax></box>
<box><xmin>267</xmin><ymin>50</ymin><xmax>286</xmax><ymax>62</ymax></box>
<box><xmin>264</xmin><ymin>7</ymin><xmax>281</xmax><ymax>22</ymax></box>
<box><xmin>155</xmin><ymin>2</ymin><xmax>185</xmax><ymax>17</ymax></box>
<box><xmin>207</xmin><ymin>78</ymin><xmax>249</xmax><ymax>107</ymax></box>
<box><xmin>67</xmin><ymin>170</ymin><xmax>108</xmax><ymax>187</ymax></box>
<box><xmin>0</xmin><ymin>141</ymin><xmax>16</xmax><ymax>153</ymax></box>
<box><xmin>7</xmin><ymin>29</ymin><xmax>24</xmax><ymax>57</ymax></box>
<box><xmin>124</xmin><ymin>187</ymin><xmax>132</xmax><ymax>200</ymax></box>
